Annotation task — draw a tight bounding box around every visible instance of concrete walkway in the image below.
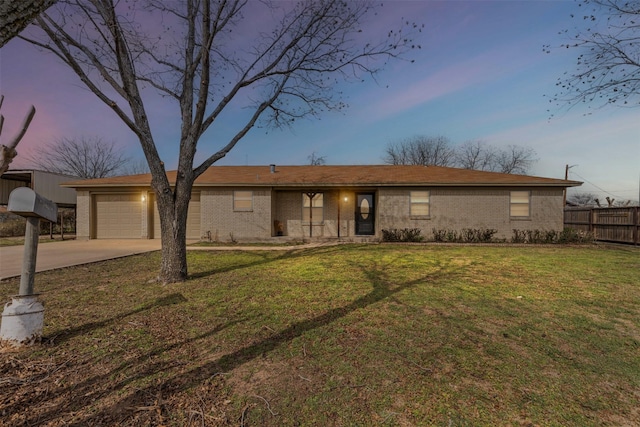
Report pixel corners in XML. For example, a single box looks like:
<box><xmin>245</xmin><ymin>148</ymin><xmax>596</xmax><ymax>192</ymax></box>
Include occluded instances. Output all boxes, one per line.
<box><xmin>0</xmin><ymin>239</ymin><xmax>339</xmax><ymax>280</ymax></box>
<box><xmin>0</xmin><ymin>239</ymin><xmax>161</xmax><ymax>280</ymax></box>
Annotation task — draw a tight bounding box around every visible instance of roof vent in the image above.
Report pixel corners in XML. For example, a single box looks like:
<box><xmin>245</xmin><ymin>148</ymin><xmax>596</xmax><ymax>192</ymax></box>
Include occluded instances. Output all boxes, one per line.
<box><xmin>270</xmin><ymin>164</ymin><xmax>276</xmax><ymax>173</ymax></box>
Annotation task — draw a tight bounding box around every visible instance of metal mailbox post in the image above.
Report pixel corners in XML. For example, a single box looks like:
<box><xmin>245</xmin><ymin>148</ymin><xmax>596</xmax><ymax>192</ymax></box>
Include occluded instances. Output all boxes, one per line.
<box><xmin>0</xmin><ymin>187</ymin><xmax>58</xmax><ymax>346</ymax></box>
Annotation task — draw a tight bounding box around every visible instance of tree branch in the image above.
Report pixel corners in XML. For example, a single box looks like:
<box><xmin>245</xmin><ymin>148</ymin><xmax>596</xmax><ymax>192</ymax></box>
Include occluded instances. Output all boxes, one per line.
<box><xmin>0</xmin><ymin>97</ymin><xmax>36</xmax><ymax>175</ymax></box>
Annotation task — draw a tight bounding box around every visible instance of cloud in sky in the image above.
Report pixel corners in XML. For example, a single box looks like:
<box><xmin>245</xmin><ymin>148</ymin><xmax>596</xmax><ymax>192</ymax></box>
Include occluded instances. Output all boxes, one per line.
<box><xmin>1</xmin><ymin>0</ymin><xmax>638</xmax><ymax>202</ymax></box>
<box><xmin>363</xmin><ymin>41</ymin><xmax>538</xmax><ymax>122</ymax></box>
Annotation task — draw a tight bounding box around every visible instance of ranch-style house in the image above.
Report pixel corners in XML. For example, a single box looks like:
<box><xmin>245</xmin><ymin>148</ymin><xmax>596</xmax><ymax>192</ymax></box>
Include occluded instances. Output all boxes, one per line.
<box><xmin>63</xmin><ymin>164</ymin><xmax>582</xmax><ymax>242</ymax></box>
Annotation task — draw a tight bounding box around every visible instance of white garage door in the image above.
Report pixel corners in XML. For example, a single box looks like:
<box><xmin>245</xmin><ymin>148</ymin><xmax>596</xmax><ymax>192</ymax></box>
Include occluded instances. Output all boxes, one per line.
<box><xmin>95</xmin><ymin>194</ymin><xmax>142</xmax><ymax>238</ymax></box>
<box><xmin>153</xmin><ymin>193</ymin><xmax>201</xmax><ymax>240</ymax></box>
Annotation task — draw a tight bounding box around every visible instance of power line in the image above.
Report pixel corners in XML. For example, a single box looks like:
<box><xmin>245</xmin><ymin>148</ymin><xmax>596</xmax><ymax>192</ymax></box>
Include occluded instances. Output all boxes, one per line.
<box><xmin>569</xmin><ymin>171</ymin><xmax>637</xmax><ymax>201</ymax></box>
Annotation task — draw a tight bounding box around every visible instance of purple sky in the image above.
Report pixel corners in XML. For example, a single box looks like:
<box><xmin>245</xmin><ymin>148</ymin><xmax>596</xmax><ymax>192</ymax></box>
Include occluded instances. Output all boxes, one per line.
<box><xmin>1</xmin><ymin>0</ymin><xmax>638</xmax><ymax>203</ymax></box>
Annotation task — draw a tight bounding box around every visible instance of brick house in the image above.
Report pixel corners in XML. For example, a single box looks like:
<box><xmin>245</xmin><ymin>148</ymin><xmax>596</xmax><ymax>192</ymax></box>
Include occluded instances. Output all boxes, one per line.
<box><xmin>63</xmin><ymin>165</ymin><xmax>581</xmax><ymax>241</ymax></box>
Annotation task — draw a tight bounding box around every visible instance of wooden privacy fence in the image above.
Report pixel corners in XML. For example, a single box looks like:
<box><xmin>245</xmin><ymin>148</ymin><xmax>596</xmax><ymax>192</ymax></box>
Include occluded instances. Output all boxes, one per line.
<box><xmin>564</xmin><ymin>206</ymin><xmax>639</xmax><ymax>245</ymax></box>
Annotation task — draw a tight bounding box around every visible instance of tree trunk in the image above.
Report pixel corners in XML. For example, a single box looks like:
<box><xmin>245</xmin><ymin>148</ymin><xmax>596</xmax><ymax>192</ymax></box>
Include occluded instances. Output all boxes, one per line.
<box><xmin>0</xmin><ymin>144</ymin><xmax>19</xmax><ymax>176</ymax></box>
<box><xmin>155</xmin><ymin>177</ymin><xmax>193</xmax><ymax>283</ymax></box>
<box><xmin>0</xmin><ymin>100</ymin><xmax>36</xmax><ymax>175</ymax></box>
<box><xmin>159</xmin><ymin>220</ymin><xmax>188</xmax><ymax>283</ymax></box>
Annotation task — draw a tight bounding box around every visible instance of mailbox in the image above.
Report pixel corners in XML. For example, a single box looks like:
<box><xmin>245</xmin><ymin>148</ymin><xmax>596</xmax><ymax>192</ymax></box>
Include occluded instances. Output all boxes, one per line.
<box><xmin>8</xmin><ymin>187</ymin><xmax>57</xmax><ymax>222</ymax></box>
<box><xmin>2</xmin><ymin>187</ymin><xmax>57</xmax><ymax>346</ymax></box>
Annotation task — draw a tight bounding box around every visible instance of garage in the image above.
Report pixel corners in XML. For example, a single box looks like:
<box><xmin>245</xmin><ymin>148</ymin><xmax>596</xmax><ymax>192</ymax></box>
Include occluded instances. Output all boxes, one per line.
<box><xmin>153</xmin><ymin>192</ymin><xmax>201</xmax><ymax>239</ymax></box>
<box><xmin>94</xmin><ymin>194</ymin><xmax>142</xmax><ymax>238</ymax></box>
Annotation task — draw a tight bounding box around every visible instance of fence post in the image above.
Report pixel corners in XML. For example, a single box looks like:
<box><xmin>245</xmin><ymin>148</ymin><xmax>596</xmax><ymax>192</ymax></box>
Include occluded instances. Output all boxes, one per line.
<box><xmin>633</xmin><ymin>206</ymin><xmax>640</xmax><ymax>245</ymax></box>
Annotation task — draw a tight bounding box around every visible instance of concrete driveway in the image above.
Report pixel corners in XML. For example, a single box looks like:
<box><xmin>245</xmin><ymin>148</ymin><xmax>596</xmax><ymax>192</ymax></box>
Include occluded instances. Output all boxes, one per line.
<box><xmin>0</xmin><ymin>239</ymin><xmax>161</xmax><ymax>280</ymax></box>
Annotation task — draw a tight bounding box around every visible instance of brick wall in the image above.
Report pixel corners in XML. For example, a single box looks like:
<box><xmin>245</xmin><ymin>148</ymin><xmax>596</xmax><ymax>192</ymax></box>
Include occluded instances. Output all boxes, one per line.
<box><xmin>74</xmin><ymin>185</ymin><xmax>565</xmax><ymax>241</ymax></box>
<box><xmin>378</xmin><ymin>187</ymin><xmax>564</xmax><ymax>239</ymax></box>
<box><xmin>141</xmin><ymin>192</ymin><xmax>149</xmax><ymax>239</ymax></box>
<box><xmin>76</xmin><ymin>190</ymin><xmax>90</xmax><ymax>239</ymax></box>
<box><xmin>201</xmin><ymin>188</ymin><xmax>272</xmax><ymax>241</ymax></box>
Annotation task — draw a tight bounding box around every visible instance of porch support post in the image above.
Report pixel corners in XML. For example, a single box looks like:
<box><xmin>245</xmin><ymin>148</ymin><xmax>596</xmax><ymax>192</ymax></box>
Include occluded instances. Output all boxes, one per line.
<box><xmin>337</xmin><ymin>192</ymin><xmax>341</xmax><ymax>239</ymax></box>
<box><xmin>305</xmin><ymin>192</ymin><xmax>317</xmax><ymax>238</ymax></box>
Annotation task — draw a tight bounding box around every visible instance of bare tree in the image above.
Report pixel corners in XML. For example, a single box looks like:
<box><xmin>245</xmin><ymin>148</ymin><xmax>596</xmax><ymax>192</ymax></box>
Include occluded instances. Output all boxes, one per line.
<box><xmin>0</xmin><ymin>96</ymin><xmax>36</xmax><ymax>175</ymax></box>
<box><xmin>121</xmin><ymin>158</ymin><xmax>151</xmax><ymax>176</ymax></box>
<box><xmin>383</xmin><ymin>136</ymin><xmax>455</xmax><ymax>166</ymax></box>
<box><xmin>384</xmin><ymin>136</ymin><xmax>537</xmax><ymax>174</ymax></box>
<box><xmin>546</xmin><ymin>0</ymin><xmax>640</xmax><ymax>111</ymax></box>
<box><xmin>382</xmin><ymin>140</ymin><xmax>411</xmax><ymax>165</ymax></box>
<box><xmin>307</xmin><ymin>152</ymin><xmax>326</xmax><ymax>166</ymax></box>
<box><xmin>567</xmin><ymin>191</ymin><xmax>598</xmax><ymax>206</ymax></box>
<box><xmin>28</xmin><ymin>136</ymin><xmax>129</xmax><ymax>178</ymax></box>
<box><xmin>455</xmin><ymin>140</ymin><xmax>497</xmax><ymax>171</ymax></box>
<box><xmin>0</xmin><ymin>0</ymin><xmax>57</xmax><ymax>47</ymax></box>
<box><xmin>494</xmin><ymin>145</ymin><xmax>537</xmax><ymax>175</ymax></box>
<box><xmin>21</xmin><ymin>0</ymin><xmax>420</xmax><ymax>283</ymax></box>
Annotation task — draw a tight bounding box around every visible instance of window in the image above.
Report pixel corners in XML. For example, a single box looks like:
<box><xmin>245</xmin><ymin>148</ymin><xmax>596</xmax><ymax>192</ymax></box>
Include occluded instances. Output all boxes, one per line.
<box><xmin>410</xmin><ymin>191</ymin><xmax>430</xmax><ymax>217</ymax></box>
<box><xmin>510</xmin><ymin>191</ymin><xmax>530</xmax><ymax>217</ymax></box>
<box><xmin>302</xmin><ymin>193</ymin><xmax>323</xmax><ymax>223</ymax></box>
<box><xmin>233</xmin><ymin>191</ymin><xmax>253</xmax><ymax>211</ymax></box>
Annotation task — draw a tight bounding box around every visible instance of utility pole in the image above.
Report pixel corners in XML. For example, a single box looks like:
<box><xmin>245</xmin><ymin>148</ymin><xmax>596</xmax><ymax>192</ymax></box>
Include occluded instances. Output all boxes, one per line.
<box><xmin>563</xmin><ymin>164</ymin><xmax>577</xmax><ymax>207</ymax></box>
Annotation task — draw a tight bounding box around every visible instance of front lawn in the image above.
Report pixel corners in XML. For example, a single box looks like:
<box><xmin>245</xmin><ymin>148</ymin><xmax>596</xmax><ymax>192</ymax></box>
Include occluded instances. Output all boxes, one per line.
<box><xmin>1</xmin><ymin>244</ymin><xmax>638</xmax><ymax>426</ymax></box>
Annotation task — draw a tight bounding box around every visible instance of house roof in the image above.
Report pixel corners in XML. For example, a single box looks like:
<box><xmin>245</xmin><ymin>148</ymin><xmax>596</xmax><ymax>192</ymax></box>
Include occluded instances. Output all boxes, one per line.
<box><xmin>62</xmin><ymin>165</ymin><xmax>582</xmax><ymax>188</ymax></box>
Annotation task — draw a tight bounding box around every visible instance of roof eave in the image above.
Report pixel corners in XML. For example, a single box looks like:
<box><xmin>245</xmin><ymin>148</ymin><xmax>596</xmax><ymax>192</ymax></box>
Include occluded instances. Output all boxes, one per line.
<box><xmin>64</xmin><ymin>181</ymin><xmax>582</xmax><ymax>188</ymax></box>
<box><xmin>61</xmin><ymin>183</ymin><xmax>150</xmax><ymax>188</ymax></box>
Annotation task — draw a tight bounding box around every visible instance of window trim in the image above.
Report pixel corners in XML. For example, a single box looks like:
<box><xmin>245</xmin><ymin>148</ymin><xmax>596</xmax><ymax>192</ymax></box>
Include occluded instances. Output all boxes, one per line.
<box><xmin>302</xmin><ymin>192</ymin><xmax>324</xmax><ymax>224</ymax></box>
<box><xmin>410</xmin><ymin>190</ymin><xmax>430</xmax><ymax>218</ymax></box>
<box><xmin>233</xmin><ymin>190</ymin><xmax>253</xmax><ymax>212</ymax></box>
<box><xmin>510</xmin><ymin>190</ymin><xmax>531</xmax><ymax>219</ymax></box>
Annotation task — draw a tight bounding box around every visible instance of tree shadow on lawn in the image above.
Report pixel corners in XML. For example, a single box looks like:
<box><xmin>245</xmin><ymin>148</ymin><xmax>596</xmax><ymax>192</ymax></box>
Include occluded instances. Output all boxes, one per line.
<box><xmin>43</xmin><ymin>292</ymin><xmax>189</xmax><ymax>345</ymax></box>
<box><xmin>5</xmin><ymin>250</ymin><xmax>460</xmax><ymax>425</ymax></box>
<box><xmin>4</xmin><ymin>315</ymin><xmax>247</xmax><ymax>424</ymax></box>
<box><xmin>62</xmin><ymin>256</ymin><xmax>461</xmax><ymax>425</ymax></box>
<box><xmin>47</xmin><ymin>246</ymin><xmax>340</xmax><ymax>345</ymax></box>
<box><xmin>187</xmin><ymin>244</ymin><xmax>344</xmax><ymax>279</ymax></box>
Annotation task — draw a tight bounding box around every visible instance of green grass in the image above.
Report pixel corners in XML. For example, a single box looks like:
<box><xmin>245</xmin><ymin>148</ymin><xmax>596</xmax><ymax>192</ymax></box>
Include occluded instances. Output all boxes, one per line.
<box><xmin>1</xmin><ymin>244</ymin><xmax>638</xmax><ymax>426</ymax></box>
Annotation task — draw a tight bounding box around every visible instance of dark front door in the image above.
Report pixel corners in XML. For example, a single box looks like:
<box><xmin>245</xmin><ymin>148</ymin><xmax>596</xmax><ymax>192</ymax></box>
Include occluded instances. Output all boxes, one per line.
<box><xmin>355</xmin><ymin>193</ymin><xmax>375</xmax><ymax>235</ymax></box>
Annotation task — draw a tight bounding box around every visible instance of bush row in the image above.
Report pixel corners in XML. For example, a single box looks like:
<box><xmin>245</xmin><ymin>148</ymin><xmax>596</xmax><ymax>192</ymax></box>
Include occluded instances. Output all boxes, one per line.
<box><xmin>381</xmin><ymin>227</ymin><xmax>594</xmax><ymax>244</ymax></box>
<box><xmin>0</xmin><ymin>213</ymin><xmax>76</xmax><ymax>237</ymax></box>
<box><xmin>0</xmin><ymin>219</ymin><xmax>26</xmax><ymax>237</ymax></box>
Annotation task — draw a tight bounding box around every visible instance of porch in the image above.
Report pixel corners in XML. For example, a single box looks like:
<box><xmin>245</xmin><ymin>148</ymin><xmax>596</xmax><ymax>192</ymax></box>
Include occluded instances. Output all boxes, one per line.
<box><xmin>271</xmin><ymin>189</ymin><xmax>377</xmax><ymax>239</ymax></box>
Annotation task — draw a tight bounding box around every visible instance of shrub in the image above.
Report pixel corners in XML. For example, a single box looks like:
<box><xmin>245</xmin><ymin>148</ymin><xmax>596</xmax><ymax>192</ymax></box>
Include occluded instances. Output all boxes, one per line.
<box><xmin>511</xmin><ymin>228</ymin><xmax>594</xmax><ymax>244</ymax></box>
<box><xmin>432</xmin><ymin>228</ymin><xmax>497</xmax><ymax>243</ymax></box>
<box><xmin>432</xmin><ymin>229</ymin><xmax>448</xmax><ymax>242</ymax></box>
<box><xmin>511</xmin><ymin>229</ymin><xmax>527</xmax><ymax>243</ymax></box>
<box><xmin>0</xmin><ymin>207</ymin><xmax>76</xmax><ymax>237</ymax></box>
<box><xmin>382</xmin><ymin>228</ymin><xmax>424</xmax><ymax>242</ymax></box>
<box><xmin>558</xmin><ymin>228</ymin><xmax>595</xmax><ymax>244</ymax></box>
<box><xmin>0</xmin><ymin>218</ymin><xmax>26</xmax><ymax>237</ymax></box>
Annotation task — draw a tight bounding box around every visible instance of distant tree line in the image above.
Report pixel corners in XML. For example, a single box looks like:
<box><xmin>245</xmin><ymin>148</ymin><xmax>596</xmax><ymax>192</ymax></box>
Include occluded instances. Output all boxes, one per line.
<box><xmin>567</xmin><ymin>192</ymin><xmax>636</xmax><ymax>207</ymax></box>
<box><xmin>382</xmin><ymin>136</ymin><xmax>538</xmax><ymax>175</ymax></box>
